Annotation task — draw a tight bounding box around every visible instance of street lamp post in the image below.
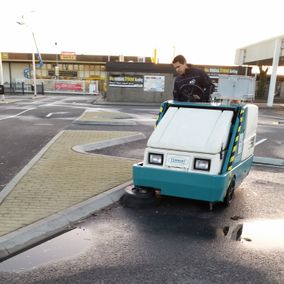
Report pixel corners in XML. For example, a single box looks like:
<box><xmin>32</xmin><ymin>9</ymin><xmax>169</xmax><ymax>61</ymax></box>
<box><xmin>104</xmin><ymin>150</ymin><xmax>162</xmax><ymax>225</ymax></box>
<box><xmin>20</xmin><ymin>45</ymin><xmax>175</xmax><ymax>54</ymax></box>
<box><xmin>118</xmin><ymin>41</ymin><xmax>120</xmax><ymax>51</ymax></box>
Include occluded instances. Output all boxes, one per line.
<box><xmin>31</xmin><ymin>50</ymin><xmax>37</xmax><ymax>97</ymax></box>
<box><xmin>55</xmin><ymin>42</ymin><xmax>59</xmax><ymax>80</ymax></box>
<box><xmin>16</xmin><ymin>13</ymin><xmax>39</xmax><ymax>97</ymax></box>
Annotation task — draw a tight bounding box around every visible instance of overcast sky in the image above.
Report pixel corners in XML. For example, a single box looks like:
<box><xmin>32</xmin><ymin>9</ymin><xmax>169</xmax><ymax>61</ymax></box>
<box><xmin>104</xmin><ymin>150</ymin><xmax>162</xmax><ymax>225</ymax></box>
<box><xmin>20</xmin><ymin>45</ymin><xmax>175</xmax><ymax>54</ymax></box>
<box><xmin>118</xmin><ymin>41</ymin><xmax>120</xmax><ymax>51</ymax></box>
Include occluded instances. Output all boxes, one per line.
<box><xmin>0</xmin><ymin>0</ymin><xmax>283</xmax><ymax>65</ymax></box>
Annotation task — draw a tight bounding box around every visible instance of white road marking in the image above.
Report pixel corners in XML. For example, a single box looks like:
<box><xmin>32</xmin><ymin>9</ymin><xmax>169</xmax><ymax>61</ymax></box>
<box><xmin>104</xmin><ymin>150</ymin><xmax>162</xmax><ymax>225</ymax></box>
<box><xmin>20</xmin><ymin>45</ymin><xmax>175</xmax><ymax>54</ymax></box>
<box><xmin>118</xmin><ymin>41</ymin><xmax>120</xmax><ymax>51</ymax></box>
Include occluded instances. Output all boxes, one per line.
<box><xmin>34</xmin><ymin>123</ymin><xmax>54</xmax><ymax>126</ymax></box>
<box><xmin>46</xmin><ymin>111</ymin><xmax>69</xmax><ymax>118</ymax></box>
<box><xmin>255</xmin><ymin>138</ymin><xmax>267</xmax><ymax>146</ymax></box>
<box><xmin>0</xmin><ymin>108</ymin><xmax>35</xmax><ymax>121</ymax></box>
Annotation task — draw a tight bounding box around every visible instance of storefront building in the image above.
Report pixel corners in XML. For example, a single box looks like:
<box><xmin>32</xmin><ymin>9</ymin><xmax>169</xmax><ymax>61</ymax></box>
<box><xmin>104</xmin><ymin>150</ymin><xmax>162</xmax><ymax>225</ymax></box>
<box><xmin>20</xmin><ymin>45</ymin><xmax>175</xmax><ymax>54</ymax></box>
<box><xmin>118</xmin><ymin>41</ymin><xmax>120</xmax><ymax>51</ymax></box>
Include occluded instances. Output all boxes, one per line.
<box><xmin>1</xmin><ymin>52</ymin><xmax>252</xmax><ymax>102</ymax></box>
<box><xmin>105</xmin><ymin>62</ymin><xmax>251</xmax><ymax>103</ymax></box>
<box><xmin>1</xmin><ymin>52</ymin><xmax>151</xmax><ymax>95</ymax></box>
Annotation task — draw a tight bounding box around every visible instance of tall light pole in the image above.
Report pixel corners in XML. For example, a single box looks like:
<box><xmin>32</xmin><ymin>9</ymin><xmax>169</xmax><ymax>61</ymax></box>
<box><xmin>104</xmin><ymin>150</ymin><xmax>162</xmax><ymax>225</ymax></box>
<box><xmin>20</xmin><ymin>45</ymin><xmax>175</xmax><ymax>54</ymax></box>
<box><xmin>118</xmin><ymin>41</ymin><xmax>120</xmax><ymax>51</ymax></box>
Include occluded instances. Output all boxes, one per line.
<box><xmin>16</xmin><ymin>13</ymin><xmax>39</xmax><ymax>97</ymax></box>
<box><xmin>55</xmin><ymin>42</ymin><xmax>59</xmax><ymax>80</ymax></box>
<box><xmin>31</xmin><ymin>32</ymin><xmax>37</xmax><ymax>97</ymax></box>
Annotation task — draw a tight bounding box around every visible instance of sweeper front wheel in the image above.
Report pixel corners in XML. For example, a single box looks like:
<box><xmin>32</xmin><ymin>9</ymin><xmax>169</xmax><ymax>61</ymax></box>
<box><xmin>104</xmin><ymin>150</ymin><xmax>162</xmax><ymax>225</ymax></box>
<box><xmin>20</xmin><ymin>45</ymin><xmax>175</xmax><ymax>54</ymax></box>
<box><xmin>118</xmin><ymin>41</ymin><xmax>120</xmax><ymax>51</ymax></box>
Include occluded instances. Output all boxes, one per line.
<box><xmin>120</xmin><ymin>186</ymin><xmax>160</xmax><ymax>209</ymax></box>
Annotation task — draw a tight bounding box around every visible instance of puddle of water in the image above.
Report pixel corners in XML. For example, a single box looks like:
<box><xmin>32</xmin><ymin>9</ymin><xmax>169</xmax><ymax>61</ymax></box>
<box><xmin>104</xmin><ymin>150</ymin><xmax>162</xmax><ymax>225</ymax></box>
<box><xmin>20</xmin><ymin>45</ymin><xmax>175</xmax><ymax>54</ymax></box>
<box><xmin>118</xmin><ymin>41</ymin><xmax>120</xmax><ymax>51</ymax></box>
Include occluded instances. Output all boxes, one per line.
<box><xmin>0</xmin><ymin>227</ymin><xmax>92</xmax><ymax>272</ymax></box>
<box><xmin>224</xmin><ymin>219</ymin><xmax>284</xmax><ymax>250</ymax></box>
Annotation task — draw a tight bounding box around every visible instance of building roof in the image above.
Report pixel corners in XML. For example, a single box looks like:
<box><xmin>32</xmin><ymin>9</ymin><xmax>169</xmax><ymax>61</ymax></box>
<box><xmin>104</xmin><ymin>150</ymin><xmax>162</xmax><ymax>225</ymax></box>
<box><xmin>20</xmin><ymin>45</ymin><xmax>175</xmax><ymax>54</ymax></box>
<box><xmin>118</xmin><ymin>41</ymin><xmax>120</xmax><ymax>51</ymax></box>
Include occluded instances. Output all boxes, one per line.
<box><xmin>235</xmin><ymin>34</ymin><xmax>284</xmax><ymax>66</ymax></box>
<box><xmin>1</xmin><ymin>52</ymin><xmax>152</xmax><ymax>64</ymax></box>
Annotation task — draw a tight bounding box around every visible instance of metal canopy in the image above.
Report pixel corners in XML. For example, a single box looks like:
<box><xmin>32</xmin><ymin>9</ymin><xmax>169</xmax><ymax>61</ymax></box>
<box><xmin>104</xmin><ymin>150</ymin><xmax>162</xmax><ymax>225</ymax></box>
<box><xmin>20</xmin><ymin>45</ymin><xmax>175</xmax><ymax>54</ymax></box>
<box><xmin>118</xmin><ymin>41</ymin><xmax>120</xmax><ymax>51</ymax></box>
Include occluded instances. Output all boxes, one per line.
<box><xmin>235</xmin><ymin>35</ymin><xmax>284</xmax><ymax>106</ymax></box>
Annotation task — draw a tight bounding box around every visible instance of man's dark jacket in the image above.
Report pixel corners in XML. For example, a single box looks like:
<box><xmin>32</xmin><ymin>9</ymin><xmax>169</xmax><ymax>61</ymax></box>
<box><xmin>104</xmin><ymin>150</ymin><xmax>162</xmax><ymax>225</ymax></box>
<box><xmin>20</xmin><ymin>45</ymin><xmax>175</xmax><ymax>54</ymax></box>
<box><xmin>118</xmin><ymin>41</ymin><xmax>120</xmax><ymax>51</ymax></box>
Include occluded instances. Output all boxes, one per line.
<box><xmin>173</xmin><ymin>66</ymin><xmax>213</xmax><ymax>102</ymax></box>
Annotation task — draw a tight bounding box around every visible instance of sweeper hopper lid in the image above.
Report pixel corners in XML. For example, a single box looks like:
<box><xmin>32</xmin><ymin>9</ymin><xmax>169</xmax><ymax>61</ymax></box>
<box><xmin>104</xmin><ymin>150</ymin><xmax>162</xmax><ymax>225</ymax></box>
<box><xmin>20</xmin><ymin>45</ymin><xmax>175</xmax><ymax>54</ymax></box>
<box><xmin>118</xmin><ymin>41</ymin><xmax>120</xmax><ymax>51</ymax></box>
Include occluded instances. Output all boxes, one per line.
<box><xmin>148</xmin><ymin>107</ymin><xmax>234</xmax><ymax>154</ymax></box>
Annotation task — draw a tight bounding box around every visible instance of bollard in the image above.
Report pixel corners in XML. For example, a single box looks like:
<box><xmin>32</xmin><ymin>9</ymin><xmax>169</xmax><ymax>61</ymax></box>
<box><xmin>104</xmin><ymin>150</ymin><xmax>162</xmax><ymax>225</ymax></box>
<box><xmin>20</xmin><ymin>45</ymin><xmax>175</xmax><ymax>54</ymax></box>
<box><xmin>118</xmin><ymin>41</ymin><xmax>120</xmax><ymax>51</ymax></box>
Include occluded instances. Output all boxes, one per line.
<box><xmin>0</xmin><ymin>84</ymin><xmax>5</xmax><ymax>101</ymax></box>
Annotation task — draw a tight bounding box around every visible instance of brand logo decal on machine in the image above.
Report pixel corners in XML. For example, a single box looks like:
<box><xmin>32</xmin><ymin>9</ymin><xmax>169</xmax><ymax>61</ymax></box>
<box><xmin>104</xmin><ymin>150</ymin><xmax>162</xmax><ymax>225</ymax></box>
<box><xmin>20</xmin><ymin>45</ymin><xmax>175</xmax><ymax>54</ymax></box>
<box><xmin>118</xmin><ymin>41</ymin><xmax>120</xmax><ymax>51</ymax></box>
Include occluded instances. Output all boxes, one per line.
<box><xmin>166</xmin><ymin>154</ymin><xmax>190</xmax><ymax>169</ymax></box>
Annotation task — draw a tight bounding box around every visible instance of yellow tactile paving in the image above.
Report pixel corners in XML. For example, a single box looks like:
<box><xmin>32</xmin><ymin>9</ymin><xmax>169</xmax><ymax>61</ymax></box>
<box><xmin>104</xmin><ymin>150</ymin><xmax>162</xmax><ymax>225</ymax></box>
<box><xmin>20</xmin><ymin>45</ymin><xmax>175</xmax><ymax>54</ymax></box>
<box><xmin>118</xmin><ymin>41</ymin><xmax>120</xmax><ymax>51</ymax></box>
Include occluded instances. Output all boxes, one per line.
<box><xmin>0</xmin><ymin>130</ymin><xmax>139</xmax><ymax>236</ymax></box>
<box><xmin>78</xmin><ymin>110</ymin><xmax>133</xmax><ymax>121</ymax></box>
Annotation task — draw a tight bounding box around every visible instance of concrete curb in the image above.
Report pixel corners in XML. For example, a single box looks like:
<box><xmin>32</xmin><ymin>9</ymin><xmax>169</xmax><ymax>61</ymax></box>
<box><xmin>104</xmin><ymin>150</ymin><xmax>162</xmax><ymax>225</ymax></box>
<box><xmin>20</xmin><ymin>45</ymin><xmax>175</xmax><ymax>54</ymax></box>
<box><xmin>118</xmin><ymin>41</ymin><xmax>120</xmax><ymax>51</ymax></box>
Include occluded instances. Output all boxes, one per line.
<box><xmin>73</xmin><ymin>120</ymin><xmax>137</xmax><ymax>126</ymax></box>
<box><xmin>253</xmin><ymin>156</ymin><xmax>284</xmax><ymax>167</ymax></box>
<box><xmin>91</xmin><ymin>99</ymin><xmax>160</xmax><ymax>107</ymax></box>
<box><xmin>0</xmin><ymin>181</ymin><xmax>131</xmax><ymax>261</ymax></box>
<box><xmin>258</xmin><ymin>122</ymin><xmax>284</xmax><ymax>127</ymax></box>
<box><xmin>72</xmin><ymin>132</ymin><xmax>146</xmax><ymax>154</ymax></box>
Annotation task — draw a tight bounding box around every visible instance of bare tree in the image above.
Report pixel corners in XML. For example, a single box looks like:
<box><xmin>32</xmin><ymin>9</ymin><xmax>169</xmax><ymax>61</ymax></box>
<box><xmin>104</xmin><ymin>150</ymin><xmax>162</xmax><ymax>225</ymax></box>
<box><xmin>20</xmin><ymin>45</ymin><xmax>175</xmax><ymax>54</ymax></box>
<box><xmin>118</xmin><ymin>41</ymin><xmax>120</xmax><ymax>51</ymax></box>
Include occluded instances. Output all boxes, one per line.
<box><xmin>257</xmin><ymin>65</ymin><xmax>269</xmax><ymax>98</ymax></box>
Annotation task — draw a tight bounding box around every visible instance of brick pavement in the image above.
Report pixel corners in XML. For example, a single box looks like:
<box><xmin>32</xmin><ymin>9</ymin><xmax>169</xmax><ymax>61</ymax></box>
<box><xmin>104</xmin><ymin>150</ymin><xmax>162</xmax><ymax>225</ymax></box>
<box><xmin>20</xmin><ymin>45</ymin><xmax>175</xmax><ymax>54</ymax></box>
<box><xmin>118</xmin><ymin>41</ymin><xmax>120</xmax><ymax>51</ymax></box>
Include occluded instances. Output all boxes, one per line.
<box><xmin>78</xmin><ymin>109</ymin><xmax>133</xmax><ymax>121</ymax></box>
<box><xmin>0</xmin><ymin>130</ymin><xmax>139</xmax><ymax>237</ymax></box>
<box><xmin>73</xmin><ymin>109</ymin><xmax>137</xmax><ymax>125</ymax></box>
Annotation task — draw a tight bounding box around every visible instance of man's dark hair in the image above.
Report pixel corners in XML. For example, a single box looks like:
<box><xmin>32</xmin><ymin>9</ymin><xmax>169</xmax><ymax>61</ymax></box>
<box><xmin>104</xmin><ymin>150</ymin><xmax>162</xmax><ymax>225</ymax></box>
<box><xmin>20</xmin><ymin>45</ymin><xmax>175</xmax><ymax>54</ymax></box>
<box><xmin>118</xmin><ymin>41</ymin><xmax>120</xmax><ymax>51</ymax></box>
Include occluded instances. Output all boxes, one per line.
<box><xmin>172</xmin><ymin>54</ymin><xmax>187</xmax><ymax>64</ymax></box>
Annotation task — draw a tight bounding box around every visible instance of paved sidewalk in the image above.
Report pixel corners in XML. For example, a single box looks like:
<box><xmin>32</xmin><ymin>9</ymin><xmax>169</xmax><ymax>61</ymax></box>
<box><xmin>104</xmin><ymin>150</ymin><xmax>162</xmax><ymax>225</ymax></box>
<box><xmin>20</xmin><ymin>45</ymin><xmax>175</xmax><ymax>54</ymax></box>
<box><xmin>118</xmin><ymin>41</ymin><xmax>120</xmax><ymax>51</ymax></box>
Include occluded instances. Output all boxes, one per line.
<box><xmin>73</xmin><ymin>109</ymin><xmax>137</xmax><ymax>125</ymax></box>
<box><xmin>0</xmin><ymin>127</ymin><xmax>141</xmax><ymax>260</ymax></box>
<box><xmin>0</xmin><ymin>95</ymin><xmax>45</xmax><ymax>104</ymax></box>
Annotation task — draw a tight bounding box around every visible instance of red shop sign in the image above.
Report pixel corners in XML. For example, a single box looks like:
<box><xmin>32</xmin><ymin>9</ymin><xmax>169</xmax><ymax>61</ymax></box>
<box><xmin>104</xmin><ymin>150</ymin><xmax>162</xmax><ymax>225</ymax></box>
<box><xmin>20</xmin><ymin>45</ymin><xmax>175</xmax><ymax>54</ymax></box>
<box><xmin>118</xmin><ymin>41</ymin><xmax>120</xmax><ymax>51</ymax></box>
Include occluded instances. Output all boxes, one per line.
<box><xmin>55</xmin><ymin>83</ymin><xmax>83</xmax><ymax>91</ymax></box>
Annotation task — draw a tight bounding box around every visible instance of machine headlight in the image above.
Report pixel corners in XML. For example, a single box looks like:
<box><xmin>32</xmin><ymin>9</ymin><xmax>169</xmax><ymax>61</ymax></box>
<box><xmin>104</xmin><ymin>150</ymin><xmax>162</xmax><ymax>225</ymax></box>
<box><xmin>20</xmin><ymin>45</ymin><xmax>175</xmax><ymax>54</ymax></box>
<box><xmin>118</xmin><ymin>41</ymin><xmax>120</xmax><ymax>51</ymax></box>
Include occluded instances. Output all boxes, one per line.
<box><xmin>148</xmin><ymin>153</ymin><xmax>164</xmax><ymax>165</ymax></box>
<box><xmin>194</xmin><ymin>158</ymin><xmax>211</xmax><ymax>171</ymax></box>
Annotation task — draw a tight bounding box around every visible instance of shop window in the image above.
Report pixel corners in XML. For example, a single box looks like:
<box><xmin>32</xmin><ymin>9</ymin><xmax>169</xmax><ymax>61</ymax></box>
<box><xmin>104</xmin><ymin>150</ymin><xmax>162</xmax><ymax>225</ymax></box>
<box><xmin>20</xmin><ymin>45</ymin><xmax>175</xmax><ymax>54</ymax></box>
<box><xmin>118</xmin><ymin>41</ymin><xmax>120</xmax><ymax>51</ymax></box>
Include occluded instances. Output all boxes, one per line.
<box><xmin>79</xmin><ymin>71</ymin><xmax>84</xmax><ymax>78</ymax></box>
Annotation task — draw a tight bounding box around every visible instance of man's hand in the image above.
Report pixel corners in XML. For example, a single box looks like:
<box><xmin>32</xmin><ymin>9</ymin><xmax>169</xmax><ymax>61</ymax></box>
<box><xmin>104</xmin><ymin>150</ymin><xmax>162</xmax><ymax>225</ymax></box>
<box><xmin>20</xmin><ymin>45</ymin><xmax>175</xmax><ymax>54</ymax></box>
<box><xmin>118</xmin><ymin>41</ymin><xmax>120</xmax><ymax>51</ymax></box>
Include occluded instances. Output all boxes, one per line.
<box><xmin>192</xmin><ymin>94</ymin><xmax>200</xmax><ymax>100</ymax></box>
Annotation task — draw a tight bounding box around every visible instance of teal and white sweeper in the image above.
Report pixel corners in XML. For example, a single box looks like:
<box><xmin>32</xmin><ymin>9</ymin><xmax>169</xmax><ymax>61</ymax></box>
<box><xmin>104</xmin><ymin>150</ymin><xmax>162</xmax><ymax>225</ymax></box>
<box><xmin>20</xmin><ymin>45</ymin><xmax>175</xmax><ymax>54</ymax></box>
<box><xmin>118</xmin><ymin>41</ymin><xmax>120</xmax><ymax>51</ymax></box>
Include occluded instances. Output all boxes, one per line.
<box><xmin>124</xmin><ymin>98</ymin><xmax>258</xmax><ymax>210</ymax></box>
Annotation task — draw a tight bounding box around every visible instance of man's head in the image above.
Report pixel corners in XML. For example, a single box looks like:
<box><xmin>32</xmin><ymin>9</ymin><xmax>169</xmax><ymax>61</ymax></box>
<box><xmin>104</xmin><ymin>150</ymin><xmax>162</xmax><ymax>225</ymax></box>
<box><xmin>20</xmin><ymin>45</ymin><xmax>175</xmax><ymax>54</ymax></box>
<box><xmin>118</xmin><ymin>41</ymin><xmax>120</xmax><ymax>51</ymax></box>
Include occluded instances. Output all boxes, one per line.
<box><xmin>172</xmin><ymin>55</ymin><xmax>189</xmax><ymax>75</ymax></box>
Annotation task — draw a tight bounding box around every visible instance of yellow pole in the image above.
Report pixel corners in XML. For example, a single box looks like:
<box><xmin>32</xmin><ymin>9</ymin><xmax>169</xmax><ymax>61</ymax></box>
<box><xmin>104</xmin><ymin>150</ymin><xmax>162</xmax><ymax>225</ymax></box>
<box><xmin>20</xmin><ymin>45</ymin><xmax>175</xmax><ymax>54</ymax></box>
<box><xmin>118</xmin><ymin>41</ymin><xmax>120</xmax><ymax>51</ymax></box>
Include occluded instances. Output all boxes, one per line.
<box><xmin>153</xmin><ymin>49</ymin><xmax>157</xmax><ymax>64</ymax></box>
